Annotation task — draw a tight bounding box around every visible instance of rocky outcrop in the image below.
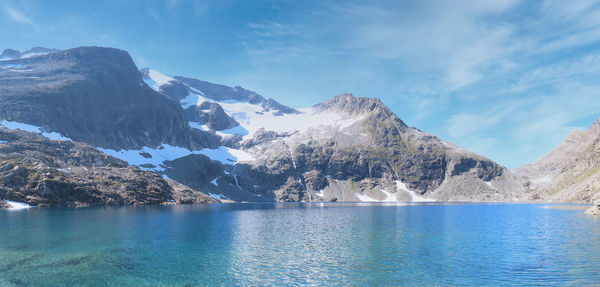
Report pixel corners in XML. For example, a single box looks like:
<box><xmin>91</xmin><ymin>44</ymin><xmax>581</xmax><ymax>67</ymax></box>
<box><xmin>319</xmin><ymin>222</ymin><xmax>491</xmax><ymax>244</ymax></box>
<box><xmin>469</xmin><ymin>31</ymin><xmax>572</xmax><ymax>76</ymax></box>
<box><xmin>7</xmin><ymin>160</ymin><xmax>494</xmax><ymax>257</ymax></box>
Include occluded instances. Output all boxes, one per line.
<box><xmin>185</xmin><ymin>101</ymin><xmax>239</xmax><ymax>131</ymax></box>
<box><xmin>0</xmin><ymin>128</ymin><xmax>217</xmax><ymax>208</ymax></box>
<box><xmin>585</xmin><ymin>199</ymin><xmax>600</xmax><ymax>215</ymax></box>
<box><xmin>0</xmin><ymin>46</ymin><xmax>218</xmax><ymax>150</ymax></box>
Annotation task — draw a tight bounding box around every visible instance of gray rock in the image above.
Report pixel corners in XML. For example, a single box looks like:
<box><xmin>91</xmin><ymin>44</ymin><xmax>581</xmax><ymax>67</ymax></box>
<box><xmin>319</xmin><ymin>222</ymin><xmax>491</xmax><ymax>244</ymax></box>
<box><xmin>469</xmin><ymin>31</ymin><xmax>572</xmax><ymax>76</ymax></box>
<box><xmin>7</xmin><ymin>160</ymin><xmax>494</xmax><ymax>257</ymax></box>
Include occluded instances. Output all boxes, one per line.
<box><xmin>185</xmin><ymin>101</ymin><xmax>239</xmax><ymax>131</ymax></box>
<box><xmin>0</xmin><ymin>128</ymin><xmax>217</xmax><ymax>208</ymax></box>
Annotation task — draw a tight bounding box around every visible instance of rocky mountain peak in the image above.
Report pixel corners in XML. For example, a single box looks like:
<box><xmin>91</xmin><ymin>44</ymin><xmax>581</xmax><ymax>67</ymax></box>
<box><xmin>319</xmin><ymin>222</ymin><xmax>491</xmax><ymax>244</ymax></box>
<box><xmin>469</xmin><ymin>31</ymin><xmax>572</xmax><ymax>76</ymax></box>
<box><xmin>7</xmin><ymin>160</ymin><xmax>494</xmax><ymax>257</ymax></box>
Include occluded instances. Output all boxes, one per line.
<box><xmin>313</xmin><ymin>93</ymin><xmax>407</xmax><ymax>128</ymax></box>
<box><xmin>313</xmin><ymin>93</ymin><xmax>383</xmax><ymax>114</ymax></box>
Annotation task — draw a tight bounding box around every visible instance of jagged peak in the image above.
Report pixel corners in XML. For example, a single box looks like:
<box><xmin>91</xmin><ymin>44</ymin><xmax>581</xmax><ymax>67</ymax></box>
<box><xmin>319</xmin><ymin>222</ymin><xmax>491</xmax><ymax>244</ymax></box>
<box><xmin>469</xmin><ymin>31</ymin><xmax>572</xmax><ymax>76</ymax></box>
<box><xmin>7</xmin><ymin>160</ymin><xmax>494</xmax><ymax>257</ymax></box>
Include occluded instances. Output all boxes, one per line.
<box><xmin>313</xmin><ymin>93</ymin><xmax>386</xmax><ymax>114</ymax></box>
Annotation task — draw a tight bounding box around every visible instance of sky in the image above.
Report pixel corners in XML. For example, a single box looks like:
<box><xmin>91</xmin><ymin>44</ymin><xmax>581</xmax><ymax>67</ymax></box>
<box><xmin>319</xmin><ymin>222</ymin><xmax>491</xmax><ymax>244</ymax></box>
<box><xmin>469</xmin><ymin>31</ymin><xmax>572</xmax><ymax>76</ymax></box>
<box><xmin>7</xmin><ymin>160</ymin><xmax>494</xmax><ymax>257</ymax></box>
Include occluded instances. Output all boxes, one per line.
<box><xmin>2</xmin><ymin>0</ymin><xmax>600</xmax><ymax>169</ymax></box>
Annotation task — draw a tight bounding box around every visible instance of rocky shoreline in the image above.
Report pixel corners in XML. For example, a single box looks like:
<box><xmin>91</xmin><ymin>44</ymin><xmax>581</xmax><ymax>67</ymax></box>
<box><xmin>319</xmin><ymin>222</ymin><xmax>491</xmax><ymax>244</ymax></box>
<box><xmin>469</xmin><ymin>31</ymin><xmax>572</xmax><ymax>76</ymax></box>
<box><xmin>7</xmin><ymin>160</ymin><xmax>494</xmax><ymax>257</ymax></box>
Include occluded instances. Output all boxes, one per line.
<box><xmin>585</xmin><ymin>199</ymin><xmax>600</xmax><ymax>215</ymax></box>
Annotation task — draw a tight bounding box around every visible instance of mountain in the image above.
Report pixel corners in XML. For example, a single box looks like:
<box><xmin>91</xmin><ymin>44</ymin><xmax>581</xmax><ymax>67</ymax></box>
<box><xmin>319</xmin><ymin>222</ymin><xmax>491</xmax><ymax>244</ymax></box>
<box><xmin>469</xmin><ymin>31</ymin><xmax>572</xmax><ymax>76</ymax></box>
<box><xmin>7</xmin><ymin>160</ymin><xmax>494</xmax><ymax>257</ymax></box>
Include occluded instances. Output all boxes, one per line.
<box><xmin>139</xmin><ymin>69</ymin><xmax>521</xmax><ymax>202</ymax></box>
<box><xmin>516</xmin><ymin>119</ymin><xmax>600</xmax><ymax>202</ymax></box>
<box><xmin>6</xmin><ymin>45</ymin><xmax>595</xmax><ymax>207</ymax></box>
<box><xmin>0</xmin><ymin>46</ymin><xmax>218</xmax><ymax>150</ymax></box>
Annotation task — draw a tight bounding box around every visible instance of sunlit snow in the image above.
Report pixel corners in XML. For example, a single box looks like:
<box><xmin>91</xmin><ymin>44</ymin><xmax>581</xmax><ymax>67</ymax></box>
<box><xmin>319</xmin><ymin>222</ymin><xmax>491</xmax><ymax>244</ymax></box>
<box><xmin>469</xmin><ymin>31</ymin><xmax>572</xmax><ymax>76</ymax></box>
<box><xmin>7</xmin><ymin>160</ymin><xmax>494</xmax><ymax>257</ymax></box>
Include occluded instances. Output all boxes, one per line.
<box><xmin>143</xmin><ymin>69</ymin><xmax>175</xmax><ymax>90</ymax></box>
<box><xmin>3</xmin><ymin>200</ymin><xmax>31</xmax><ymax>209</ymax></box>
<box><xmin>179</xmin><ymin>92</ymin><xmax>363</xmax><ymax>140</ymax></box>
<box><xmin>396</xmin><ymin>180</ymin><xmax>435</xmax><ymax>202</ymax></box>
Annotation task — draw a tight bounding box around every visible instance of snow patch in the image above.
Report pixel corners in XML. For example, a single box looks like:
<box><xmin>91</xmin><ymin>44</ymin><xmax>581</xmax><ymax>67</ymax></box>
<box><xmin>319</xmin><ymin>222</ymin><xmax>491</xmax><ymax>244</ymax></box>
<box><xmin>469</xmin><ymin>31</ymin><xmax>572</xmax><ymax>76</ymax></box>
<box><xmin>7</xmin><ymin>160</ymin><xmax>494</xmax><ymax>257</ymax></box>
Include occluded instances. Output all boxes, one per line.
<box><xmin>396</xmin><ymin>180</ymin><xmax>435</xmax><ymax>202</ymax></box>
<box><xmin>144</xmin><ymin>69</ymin><xmax>175</xmax><ymax>90</ymax></box>
<box><xmin>532</xmin><ymin>176</ymin><xmax>552</xmax><ymax>185</ymax></box>
<box><xmin>178</xmin><ymin>91</ymin><xmax>364</xmax><ymax>140</ymax></box>
<box><xmin>98</xmin><ymin>145</ymin><xmax>255</xmax><ymax>171</ymax></box>
<box><xmin>0</xmin><ymin>120</ymin><xmax>71</xmax><ymax>141</ymax></box>
<box><xmin>209</xmin><ymin>193</ymin><xmax>230</xmax><ymax>200</ymax></box>
<box><xmin>485</xmin><ymin>181</ymin><xmax>497</xmax><ymax>190</ymax></box>
<box><xmin>20</xmin><ymin>52</ymin><xmax>47</xmax><ymax>59</ymax></box>
<box><xmin>215</xmin><ymin>125</ymin><xmax>249</xmax><ymax>137</ymax></box>
<box><xmin>315</xmin><ymin>190</ymin><xmax>325</xmax><ymax>198</ymax></box>
<box><xmin>381</xmin><ymin>190</ymin><xmax>398</xmax><ymax>202</ymax></box>
<box><xmin>188</xmin><ymin>121</ymin><xmax>208</xmax><ymax>131</ymax></box>
<box><xmin>355</xmin><ymin>193</ymin><xmax>379</xmax><ymax>202</ymax></box>
<box><xmin>3</xmin><ymin>200</ymin><xmax>30</xmax><ymax>209</ymax></box>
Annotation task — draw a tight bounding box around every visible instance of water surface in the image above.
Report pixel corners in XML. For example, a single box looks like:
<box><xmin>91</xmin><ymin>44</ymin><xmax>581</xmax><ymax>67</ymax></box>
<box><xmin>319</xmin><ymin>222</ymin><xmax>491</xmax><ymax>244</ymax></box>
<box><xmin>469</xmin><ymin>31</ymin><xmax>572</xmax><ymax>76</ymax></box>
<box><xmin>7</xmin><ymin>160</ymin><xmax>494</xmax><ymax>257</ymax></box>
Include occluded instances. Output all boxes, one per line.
<box><xmin>1</xmin><ymin>202</ymin><xmax>599</xmax><ymax>286</ymax></box>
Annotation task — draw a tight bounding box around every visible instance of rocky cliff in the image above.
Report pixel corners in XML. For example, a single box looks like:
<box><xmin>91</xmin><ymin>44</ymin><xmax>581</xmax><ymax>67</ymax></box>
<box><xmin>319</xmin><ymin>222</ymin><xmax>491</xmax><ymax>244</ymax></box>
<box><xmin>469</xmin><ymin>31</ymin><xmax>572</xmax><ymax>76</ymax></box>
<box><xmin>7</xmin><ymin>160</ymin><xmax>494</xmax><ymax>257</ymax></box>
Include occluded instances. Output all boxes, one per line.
<box><xmin>0</xmin><ymin>127</ymin><xmax>217</xmax><ymax>208</ymax></box>
<box><xmin>0</xmin><ymin>47</ymin><xmax>218</xmax><ymax>150</ymax></box>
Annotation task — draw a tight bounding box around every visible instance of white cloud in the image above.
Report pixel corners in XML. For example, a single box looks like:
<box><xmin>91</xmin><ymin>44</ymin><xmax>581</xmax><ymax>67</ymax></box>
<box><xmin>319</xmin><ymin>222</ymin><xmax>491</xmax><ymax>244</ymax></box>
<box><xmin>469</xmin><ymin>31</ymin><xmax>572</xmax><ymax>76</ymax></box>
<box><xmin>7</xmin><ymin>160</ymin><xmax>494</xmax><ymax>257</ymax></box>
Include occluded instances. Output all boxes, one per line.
<box><xmin>4</xmin><ymin>6</ymin><xmax>35</xmax><ymax>26</ymax></box>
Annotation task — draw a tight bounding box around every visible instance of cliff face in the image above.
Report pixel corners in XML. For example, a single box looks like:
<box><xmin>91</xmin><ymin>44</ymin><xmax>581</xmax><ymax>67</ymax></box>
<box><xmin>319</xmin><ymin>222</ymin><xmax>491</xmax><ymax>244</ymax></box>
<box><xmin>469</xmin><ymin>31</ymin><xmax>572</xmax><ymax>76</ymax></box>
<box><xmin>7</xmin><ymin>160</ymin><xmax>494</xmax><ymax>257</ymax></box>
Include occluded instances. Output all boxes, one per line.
<box><xmin>0</xmin><ymin>47</ymin><xmax>217</xmax><ymax>150</ymax></box>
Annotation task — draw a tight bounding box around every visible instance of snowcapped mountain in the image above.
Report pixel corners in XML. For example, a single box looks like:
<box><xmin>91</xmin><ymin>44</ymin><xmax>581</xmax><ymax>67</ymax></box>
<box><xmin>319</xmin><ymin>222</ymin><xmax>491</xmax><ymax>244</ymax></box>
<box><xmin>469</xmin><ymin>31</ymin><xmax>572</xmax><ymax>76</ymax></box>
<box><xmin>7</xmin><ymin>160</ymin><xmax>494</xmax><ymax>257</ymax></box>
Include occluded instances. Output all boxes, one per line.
<box><xmin>6</xmin><ymin>45</ymin><xmax>585</xmax><ymax>207</ymax></box>
<box><xmin>131</xmin><ymin>67</ymin><xmax>522</xmax><ymax>202</ymax></box>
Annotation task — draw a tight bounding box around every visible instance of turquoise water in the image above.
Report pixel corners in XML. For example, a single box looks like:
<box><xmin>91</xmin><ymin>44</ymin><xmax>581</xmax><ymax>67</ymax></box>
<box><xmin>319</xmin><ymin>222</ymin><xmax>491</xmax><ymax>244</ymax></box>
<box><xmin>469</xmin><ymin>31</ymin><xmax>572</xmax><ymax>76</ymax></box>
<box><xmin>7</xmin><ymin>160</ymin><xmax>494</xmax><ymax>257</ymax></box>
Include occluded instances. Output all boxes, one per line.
<box><xmin>1</xmin><ymin>202</ymin><xmax>599</xmax><ymax>286</ymax></box>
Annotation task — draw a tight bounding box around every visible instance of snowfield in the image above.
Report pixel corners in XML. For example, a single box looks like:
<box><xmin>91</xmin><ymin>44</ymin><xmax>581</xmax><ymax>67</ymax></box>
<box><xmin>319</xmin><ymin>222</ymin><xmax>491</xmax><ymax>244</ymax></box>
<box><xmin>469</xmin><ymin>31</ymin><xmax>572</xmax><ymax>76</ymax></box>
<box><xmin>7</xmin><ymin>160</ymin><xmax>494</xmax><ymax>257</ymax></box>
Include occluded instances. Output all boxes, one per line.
<box><xmin>179</xmin><ymin>91</ymin><xmax>363</xmax><ymax>140</ymax></box>
<box><xmin>144</xmin><ymin>68</ymin><xmax>365</xmax><ymax>141</ymax></box>
<box><xmin>99</xmin><ymin>145</ymin><xmax>255</xmax><ymax>171</ymax></box>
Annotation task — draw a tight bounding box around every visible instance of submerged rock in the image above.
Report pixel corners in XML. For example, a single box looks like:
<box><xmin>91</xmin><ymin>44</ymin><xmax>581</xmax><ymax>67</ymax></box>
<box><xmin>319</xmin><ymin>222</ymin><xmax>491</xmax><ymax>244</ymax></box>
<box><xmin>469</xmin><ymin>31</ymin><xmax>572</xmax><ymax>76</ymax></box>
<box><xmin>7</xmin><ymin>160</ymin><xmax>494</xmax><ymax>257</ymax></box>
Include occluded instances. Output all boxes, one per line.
<box><xmin>585</xmin><ymin>199</ymin><xmax>600</xmax><ymax>216</ymax></box>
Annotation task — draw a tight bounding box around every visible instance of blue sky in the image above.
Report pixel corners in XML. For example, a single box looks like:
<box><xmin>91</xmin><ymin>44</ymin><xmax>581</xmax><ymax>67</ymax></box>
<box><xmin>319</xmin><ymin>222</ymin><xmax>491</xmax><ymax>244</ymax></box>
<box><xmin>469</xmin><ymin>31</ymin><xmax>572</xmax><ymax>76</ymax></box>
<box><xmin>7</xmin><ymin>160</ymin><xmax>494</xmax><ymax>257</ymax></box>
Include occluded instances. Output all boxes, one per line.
<box><xmin>2</xmin><ymin>0</ymin><xmax>600</xmax><ymax>168</ymax></box>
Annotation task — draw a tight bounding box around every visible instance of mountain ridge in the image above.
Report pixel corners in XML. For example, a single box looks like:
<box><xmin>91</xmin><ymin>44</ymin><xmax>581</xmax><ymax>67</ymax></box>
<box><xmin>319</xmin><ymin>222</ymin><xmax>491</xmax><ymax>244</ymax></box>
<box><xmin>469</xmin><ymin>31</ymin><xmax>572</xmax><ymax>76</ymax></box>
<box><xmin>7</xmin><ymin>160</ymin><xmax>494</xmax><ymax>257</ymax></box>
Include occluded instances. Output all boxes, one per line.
<box><xmin>1</xmin><ymin>45</ymin><xmax>598</xmax><ymax>206</ymax></box>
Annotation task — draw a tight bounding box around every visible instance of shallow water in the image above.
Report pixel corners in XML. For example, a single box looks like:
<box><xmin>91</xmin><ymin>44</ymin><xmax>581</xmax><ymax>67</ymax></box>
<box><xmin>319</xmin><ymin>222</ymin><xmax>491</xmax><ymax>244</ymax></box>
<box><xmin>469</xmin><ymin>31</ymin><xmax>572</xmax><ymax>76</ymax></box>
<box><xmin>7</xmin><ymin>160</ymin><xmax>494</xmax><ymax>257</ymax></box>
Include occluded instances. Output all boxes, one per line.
<box><xmin>1</xmin><ymin>202</ymin><xmax>599</xmax><ymax>286</ymax></box>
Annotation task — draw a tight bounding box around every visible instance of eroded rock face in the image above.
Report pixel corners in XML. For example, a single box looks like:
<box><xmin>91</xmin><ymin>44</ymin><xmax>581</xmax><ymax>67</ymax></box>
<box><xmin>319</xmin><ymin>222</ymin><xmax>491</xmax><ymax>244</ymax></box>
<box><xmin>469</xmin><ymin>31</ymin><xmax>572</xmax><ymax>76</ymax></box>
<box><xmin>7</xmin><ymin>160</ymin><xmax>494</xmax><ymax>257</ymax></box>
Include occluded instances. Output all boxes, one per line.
<box><xmin>0</xmin><ymin>128</ymin><xmax>217</xmax><ymax>208</ymax></box>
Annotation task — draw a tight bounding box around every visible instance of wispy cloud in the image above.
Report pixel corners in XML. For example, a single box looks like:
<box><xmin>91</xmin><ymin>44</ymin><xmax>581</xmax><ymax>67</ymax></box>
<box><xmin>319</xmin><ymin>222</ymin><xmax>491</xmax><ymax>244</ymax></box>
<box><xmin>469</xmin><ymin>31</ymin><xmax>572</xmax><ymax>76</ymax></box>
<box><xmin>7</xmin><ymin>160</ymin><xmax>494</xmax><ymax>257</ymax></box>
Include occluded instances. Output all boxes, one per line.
<box><xmin>231</xmin><ymin>0</ymin><xmax>600</xmax><ymax>168</ymax></box>
<box><xmin>4</xmin><ymin>6</ymin><xmax>36</xmax><ymax>26</ymax></box>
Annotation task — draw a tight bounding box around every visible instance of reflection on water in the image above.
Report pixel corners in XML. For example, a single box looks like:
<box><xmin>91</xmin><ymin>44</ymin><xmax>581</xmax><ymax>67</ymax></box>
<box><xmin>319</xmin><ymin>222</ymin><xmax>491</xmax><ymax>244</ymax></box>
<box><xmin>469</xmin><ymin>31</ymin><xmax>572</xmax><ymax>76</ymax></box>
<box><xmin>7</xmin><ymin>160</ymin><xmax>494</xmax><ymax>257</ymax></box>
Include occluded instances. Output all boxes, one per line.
<box><xmin>1</xmin><ymin>202</ymin><xmax>599</xmax><ymax>286</ymax></box>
